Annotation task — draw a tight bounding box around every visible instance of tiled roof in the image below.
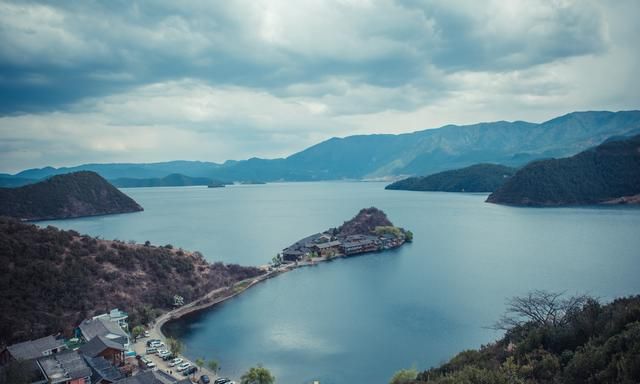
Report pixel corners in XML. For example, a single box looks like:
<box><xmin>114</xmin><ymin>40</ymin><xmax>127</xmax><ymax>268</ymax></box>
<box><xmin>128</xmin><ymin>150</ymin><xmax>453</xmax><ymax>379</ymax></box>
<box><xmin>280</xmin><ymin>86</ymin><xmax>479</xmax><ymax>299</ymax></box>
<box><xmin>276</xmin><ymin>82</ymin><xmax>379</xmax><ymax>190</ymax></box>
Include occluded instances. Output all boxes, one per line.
<box><xmin>79</xmin><ymin>317</ymin><xmax>128</xmax><ymax>342</ymax></box>
<box><xmin>6</xmin><ymin>335</ymin><xmax>65</xmax><ymax>360</ymax></box>
<box><xmin>83</xmin><ymin>354</ymin><xmax>124</xmax><ymax>384</ymax></box>
<box><xmin>38</xmin><ymin>350</ymin><xmax>92</xmax><ymax>383</ymax></box>
<box><xmin>79</xmin><ymin>335</ymin><xmax>125</xmax><ymax>357</ymax></box>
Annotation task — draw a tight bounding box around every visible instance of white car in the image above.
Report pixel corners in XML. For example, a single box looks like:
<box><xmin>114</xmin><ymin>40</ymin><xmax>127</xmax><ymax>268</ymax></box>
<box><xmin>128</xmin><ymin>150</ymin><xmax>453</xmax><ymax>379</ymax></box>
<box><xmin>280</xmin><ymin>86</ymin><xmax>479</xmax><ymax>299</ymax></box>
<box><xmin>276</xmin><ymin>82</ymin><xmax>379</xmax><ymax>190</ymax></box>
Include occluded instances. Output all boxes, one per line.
<box><xmin>150</xmin><ymin>341</ymin><xmax>164</xmax><ymax>348</ymax></box>
<box><xmin>168</xmin><ymin>358</ymin><xmax>183</xmax><ymax>367</ymax></box>
<box><xmin>143</xmin><ymin>331</ymin><xmax>150</xmax><ymax>337</ymax></box>
<box><xmin>176</xmin><ymin>362</ymin><xmax>191</xmax><ymax>372</ymax></box>
<box><xmin>158</xmin><ymin>350</ymin><xmax>171</xmax><ymax>357</ymax></box>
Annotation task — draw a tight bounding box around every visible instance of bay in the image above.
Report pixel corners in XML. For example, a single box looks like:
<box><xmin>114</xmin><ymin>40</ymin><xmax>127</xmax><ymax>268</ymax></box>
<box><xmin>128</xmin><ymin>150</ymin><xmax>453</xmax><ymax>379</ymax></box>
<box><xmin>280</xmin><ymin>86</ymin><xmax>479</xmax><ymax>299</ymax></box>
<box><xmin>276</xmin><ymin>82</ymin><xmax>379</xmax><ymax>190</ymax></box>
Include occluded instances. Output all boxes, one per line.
<box><xmin>39</xmin><ymin>182</ymin><xmax>640</xmax><ymax>383</ymax></box>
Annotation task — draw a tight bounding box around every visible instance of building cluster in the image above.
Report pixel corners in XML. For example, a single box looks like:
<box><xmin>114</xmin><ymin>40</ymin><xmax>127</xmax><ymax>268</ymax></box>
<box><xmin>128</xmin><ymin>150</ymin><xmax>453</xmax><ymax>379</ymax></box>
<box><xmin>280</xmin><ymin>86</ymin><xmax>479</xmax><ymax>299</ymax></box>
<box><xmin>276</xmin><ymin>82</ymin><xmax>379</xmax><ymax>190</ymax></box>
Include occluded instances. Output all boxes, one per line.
<box><xmin>281</xmin><ymin>231</ymin><xmax>405</xmax><ymax>262</ymax></box>
<box><xmin>0</xmin><ymin>309</ymin><xmax>188</xmax><ymax>384</ymax></box>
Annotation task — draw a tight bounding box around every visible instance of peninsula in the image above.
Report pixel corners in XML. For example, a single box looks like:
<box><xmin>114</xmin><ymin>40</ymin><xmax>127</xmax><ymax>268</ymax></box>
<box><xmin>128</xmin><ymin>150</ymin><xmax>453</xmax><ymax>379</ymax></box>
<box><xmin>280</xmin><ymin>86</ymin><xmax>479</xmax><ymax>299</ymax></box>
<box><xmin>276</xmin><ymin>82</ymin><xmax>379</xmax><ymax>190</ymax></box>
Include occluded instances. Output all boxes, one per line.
<box><xmin>280</xmin><ymin>207</ymin><xmax>412</xmax><ymax>263</ymax></box>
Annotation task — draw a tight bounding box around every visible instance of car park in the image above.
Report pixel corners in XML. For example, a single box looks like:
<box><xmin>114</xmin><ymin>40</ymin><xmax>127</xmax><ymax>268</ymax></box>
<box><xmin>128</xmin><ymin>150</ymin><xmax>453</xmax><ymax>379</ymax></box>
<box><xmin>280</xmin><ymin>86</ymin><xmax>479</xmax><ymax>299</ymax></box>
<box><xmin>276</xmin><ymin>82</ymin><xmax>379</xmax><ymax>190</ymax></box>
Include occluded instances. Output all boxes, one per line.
<box><xmin>168</xmin><ymin>358</ymin><xmax>183</xmax><ymax>367</ymax></box>
<box><xmin>176</xmin><ymin>362</ymin><xmax>191</xmax><ymax>372</ymax></box>
<box><xmin>183</xmin><ymin>366</ymin><xmax>198</xmax><ymax>376</ymax></box>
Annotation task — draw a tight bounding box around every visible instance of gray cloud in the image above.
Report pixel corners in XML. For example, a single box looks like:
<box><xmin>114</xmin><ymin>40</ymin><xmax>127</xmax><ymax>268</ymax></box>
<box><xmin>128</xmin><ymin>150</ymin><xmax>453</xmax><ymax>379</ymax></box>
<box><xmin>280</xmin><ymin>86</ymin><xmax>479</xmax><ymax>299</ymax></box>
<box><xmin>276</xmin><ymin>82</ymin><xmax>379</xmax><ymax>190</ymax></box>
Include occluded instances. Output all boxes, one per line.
<box><xmin>0</xmin><ymin>0</ymin><xmax>638</xmax><ymax>172</ymax></box>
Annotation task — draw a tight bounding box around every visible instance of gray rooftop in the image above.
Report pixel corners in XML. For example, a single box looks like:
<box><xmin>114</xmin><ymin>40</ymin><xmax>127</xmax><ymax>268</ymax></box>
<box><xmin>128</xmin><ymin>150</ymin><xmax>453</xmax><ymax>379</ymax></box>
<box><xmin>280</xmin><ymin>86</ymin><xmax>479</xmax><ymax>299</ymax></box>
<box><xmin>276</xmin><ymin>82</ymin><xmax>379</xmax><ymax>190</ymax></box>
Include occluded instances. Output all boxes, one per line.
<box><xmin>6</xmin><ymin>335</ymin><xmax>65</xmax><ymax>360</ymax></box>
<box><xmin>79</xmin><ymin>335</ymin><xmax>125</xmax><ymax>357</ymax></box>
<box><xmin>38</xmin><ymin>350</ymin><xmax>92</xmax><ymax>384</ymax></box>
<box><xmin>79</xmin><ymin>317</ymin><xmax>128</xmax><ymax>343</ymax></box>
<box><xmin>84</xmin><ymin>354</ymin><xmax>124</xmax><ymax>384</ymax></box>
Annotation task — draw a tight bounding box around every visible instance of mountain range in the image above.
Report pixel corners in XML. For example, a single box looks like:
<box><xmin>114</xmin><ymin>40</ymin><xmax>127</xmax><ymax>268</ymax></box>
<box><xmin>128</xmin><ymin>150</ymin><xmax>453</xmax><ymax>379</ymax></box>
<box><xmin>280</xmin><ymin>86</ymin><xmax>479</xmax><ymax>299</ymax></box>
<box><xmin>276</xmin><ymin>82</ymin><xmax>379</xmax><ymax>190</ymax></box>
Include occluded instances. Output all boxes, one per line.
<box><xmin>3</xmin><ymin>110</ymin><xmax>640</xmax><ymax>184</ymax></box>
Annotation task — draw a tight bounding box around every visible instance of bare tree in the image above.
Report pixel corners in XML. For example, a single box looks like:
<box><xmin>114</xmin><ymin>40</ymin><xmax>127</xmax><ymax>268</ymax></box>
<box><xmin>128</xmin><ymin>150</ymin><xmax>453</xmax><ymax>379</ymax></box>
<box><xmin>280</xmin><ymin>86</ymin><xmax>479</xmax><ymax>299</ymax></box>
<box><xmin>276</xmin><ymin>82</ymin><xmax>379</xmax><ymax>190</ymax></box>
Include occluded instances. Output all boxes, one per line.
<box><xmin>493</xmin><ymin>290</ymin><xmax>591</xmax><ymax>331</ymax></box>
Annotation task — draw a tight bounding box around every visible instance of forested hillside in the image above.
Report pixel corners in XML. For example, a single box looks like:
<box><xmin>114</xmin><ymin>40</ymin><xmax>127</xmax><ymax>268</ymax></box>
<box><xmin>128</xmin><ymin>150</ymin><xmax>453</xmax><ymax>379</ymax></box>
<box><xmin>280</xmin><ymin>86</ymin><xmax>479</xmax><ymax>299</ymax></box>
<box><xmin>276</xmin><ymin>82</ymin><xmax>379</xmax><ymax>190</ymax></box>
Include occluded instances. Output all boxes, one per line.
<box><xmin>0</xmin><ymin>218</ymin><xmax>263</xmax><ymax>345</ymax></box>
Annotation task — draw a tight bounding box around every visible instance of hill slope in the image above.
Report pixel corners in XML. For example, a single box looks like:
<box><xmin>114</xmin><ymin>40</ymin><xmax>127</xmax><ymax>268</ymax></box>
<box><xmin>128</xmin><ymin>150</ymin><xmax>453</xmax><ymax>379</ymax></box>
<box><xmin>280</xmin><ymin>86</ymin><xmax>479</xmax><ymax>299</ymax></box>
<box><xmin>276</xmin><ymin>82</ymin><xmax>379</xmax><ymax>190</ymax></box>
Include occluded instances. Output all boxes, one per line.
<box><xmin>7</xmin><ymin>110</ymin><xmax>640</xmax><ymax>182</ymax></box>
<box><xmin>0</xmin><ymin>171</ymin><xmax>143</xmax><ymax>220</ymax></box>
<box><xmin>0</xmin><ymin>217</ymin><xmax>263</xmax><ymax>345</ymax></box>
<box><xmin>386</xmin><ymin>164</ymin><xmax>516</xmax><ymax>192</ymax></box>
<box><xmin>486</xmin><ymin>134</ymin><xmax>640</xmax><ymax>206</ymax></box>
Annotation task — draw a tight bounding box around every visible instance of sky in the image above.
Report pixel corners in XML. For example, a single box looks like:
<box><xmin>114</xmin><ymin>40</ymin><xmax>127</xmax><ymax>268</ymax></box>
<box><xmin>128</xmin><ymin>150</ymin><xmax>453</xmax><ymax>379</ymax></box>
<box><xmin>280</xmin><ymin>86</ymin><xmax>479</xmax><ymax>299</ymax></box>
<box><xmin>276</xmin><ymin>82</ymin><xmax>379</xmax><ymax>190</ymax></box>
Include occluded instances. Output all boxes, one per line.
<box><xmin>1</xmin><ymin>0</ymin><xmax>639</xmax><ymax>173</ymax></box>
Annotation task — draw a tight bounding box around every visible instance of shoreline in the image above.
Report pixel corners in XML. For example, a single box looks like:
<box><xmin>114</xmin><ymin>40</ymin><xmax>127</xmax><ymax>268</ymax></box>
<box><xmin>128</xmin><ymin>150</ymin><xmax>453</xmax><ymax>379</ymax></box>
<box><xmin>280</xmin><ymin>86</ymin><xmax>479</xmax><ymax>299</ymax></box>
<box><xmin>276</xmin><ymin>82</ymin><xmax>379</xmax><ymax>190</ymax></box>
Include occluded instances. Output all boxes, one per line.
<box><xmin>156</xmin><ymin>243</ymin><xmax>408</xmax><ymax>338</ymax></box>
<box><xmin>149</xmin><ymin>243</ymin><xmax>407</xmax><ymax>381</ymax></box>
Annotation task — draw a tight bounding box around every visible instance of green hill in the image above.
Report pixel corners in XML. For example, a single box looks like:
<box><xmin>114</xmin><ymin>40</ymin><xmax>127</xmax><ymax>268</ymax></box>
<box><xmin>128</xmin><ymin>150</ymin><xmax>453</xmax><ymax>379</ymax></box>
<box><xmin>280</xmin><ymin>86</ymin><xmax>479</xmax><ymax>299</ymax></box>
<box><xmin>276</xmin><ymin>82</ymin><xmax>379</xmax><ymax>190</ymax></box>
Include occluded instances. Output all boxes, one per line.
<box><xmin>486</xmin><ymin>135</ymin><xmax>640</xmax><ymax>206</ymax></box>
<box><xmin>0</xmin><ymin>171</ymin><xmax>143</xmax><ymax>220</ymax></box>
<box><xmin>386</xmin><ymin>164</ymin><xmax>516</xmax><ymax>192</ymax></box>
<box><xmin>0</xmin><ymin>217</ymin><xmax>263</xmax><ymax>345</ymax></box>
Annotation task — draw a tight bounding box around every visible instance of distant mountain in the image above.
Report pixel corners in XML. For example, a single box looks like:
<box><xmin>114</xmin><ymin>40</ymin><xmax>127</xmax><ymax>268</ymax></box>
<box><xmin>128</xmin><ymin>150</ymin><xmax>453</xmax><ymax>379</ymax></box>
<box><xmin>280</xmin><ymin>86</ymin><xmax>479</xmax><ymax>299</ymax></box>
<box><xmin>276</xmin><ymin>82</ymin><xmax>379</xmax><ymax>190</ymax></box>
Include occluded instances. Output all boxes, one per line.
<box><xmin>0</xmin><ymin>171</ymin><xmax>143</xmax><ymax>220</ymax></box>
<box><xmin>0</xmin><ymin>175</ymin><xmax>37</xmax><ymax>188</ymax></box>
<box><xmin>110</xmin><ymin>173</ymin><xmax>225</xmax><ymax>188</ymax></box>
<box><xmin>386</xmin><ymin>163</ymin><xmax>516</xmax><ymax>192</ymax></box>
<box><xmin>486</xmin><ymin>134</ymin><xmax>640</xmax><ymax>206</ymax></box>
<box><xmin>6</xmin><ymin>110</ymin><xmax>640</xmax><ymax>182</ymax></box>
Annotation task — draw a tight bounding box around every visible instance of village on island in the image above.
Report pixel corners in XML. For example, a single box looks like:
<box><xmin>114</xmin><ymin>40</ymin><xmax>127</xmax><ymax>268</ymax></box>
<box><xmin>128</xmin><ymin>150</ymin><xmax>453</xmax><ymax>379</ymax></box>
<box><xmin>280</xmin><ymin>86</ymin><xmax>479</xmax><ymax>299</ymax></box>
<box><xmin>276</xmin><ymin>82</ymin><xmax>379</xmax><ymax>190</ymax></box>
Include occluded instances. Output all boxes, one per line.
<box><xmin>0</xmin><ymin>208</ymin><xmax>411</xmax><ymax>384</ymax></box>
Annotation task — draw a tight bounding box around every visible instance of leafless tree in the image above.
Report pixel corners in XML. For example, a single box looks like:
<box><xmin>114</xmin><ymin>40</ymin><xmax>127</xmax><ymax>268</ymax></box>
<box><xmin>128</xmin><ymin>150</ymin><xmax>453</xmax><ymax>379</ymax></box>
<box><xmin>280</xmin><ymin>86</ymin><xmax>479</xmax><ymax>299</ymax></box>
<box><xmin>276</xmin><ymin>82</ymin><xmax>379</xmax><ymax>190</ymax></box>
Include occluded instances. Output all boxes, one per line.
<box><xmin>493</xmin><ymin>290</ymin><xmax>591</xmax><ymax>331</ymax></box>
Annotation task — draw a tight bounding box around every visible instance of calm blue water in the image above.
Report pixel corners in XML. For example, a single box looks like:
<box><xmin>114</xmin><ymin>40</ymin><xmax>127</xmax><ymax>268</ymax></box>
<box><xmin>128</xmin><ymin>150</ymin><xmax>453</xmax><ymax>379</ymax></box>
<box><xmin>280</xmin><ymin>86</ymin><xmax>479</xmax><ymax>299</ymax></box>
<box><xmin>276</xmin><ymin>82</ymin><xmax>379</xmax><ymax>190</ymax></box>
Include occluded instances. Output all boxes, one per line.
<box><xmin>39</xmin><ymin>182</ymin><xmax>640</xmax><ymax>384</ymax></box>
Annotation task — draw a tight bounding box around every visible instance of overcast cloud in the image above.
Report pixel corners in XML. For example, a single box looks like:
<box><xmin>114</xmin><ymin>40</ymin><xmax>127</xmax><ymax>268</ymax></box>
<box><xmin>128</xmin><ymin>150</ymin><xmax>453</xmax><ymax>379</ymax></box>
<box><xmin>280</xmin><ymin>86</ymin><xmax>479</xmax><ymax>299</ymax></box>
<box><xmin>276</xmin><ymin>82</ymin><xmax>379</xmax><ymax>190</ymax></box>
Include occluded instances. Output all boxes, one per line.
<box><xmin>0</xmin><ymin>0</ymin><xmax>638</xmax><ymax>172</ymax></box>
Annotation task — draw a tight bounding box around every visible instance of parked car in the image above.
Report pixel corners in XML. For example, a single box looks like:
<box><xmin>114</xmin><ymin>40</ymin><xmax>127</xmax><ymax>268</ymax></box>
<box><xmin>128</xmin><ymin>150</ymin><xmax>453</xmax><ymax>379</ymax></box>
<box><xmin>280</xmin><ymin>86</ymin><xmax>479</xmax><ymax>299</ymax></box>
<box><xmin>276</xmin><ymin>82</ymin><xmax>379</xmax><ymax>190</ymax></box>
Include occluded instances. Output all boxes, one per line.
<box><xmin>161</xmin><ymin>353</ymin><xmax>176</xmax><ymax>361</ymax></box>
<box><xmin>168</xmin><ymin>358</ymin><xmax>183</xmax><ymax>367</ymax></box>
<box><xmin>143</xmin><ymin>330</ymin><xmax>150</xmax><ymax>337</ymax></box>
<box><xmin>176</xmin><ymin>362</ymin><xmax>191</xmax><ymax>372</ymax></box>
<box><xmin>140</xmin><ymin>357</ymin><xmax>156</xmax><ymax>368</ymax></box>
<box><xmin>145</xmin><ymin>347</ymin><xmax>158</xmax><ymax>354</ymax></box>
<box><xmin>183</xmin><ymin>366</ymin><xmax>198</xmax><ymax>376</ymax></box>
<box><xmin>149</xmin><ymin>341</ymin><xmax>164</xmax><ymax>348</ymax></box>
<box><xmin>199</xmin><ymin>375</ymin><xmax>210</xmax><ymax>384</ymax></box>
<box><xmin>157</xmin><ymin>350</ymin><xmax>171</xmax><ymax>358</ymax></box>
<box><xmin>214</xmin><ymin>379</ymin><xmax>231</xmax><ymax>384</ymax></box>
<box><xmin>146</xmin><ymin>339</ymin><xmax>161</xmax><ymax>347</ymax></box>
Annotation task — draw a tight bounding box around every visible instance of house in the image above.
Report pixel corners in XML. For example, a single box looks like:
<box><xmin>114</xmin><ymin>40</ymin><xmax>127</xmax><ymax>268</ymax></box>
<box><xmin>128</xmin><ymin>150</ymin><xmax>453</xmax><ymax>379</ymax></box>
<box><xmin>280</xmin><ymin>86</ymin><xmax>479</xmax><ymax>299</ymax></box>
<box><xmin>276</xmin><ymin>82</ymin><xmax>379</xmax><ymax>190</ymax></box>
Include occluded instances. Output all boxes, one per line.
<box><xmin>37</xmin><ymin>350</ymin><xmax>92</xmax><ymax>384</ymax></box>
<box><xmin>341</xmin><ymin>235</ymin><xmax>381</xmax><ymax>255</ymax></box>
<box><xmin>78</xmin><ymin>336</ymin><xmax>126</xmax><ymax>367</ymax></box>
<box><xmin>312</xmin><ymin>240</ymin><xmax>342</xmax><ymax>257</ymax></box>
<box><xmin>0</xmin><ymin>335</ymin><xmax>66</xmax><ymax>366</ymax></box>
<box><xmin>78</xmin><ymin>318</ymin><xmax>130</xmax><ymax>350</ymax></box>
<box><xmin>83</xmin><ymin>355</ymin><xmax>124</xmax><ymax>384</ymax></box>
<box><xmin>93</xmin><ymin>309</ymin><xmax>129</xmax><ymax>331</ymax></box>
<box><xmin>282</xmin><ymin>248</ymin><xmax>304</xmax><ymax>262</ymax></box>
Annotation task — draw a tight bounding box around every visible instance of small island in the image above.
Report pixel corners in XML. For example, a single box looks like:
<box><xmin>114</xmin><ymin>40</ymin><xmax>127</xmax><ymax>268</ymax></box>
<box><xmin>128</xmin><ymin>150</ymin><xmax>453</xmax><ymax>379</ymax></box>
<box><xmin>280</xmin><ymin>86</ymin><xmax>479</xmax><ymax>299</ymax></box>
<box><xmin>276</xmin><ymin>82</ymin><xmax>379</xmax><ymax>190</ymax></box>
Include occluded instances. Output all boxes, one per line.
<box><xmin>278</xmin><ymin>207</ymin><xmax>412</xmax><ymax>264</ymax></box>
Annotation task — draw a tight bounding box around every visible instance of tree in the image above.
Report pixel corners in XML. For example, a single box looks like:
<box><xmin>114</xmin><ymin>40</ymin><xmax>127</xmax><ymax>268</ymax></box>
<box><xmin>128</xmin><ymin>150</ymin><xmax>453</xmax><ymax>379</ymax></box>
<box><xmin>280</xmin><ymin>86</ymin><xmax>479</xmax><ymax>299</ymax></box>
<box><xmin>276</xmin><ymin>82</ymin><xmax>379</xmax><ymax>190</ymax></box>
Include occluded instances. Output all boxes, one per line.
<box><xmin>404</xmin><ymin>230</ymin><xmax>413</xmax><ymax>242</ymax></box>
<box><xmin>194</xmin><ymin>358</ymin><xmax>205</xmax><ymax>378</ymax></box>
<box><xmin>493</xmin><ymin>290</ymin><xmax>591</xmax><ymax>331</ymax></box>
<box><xmin>389</xmin><ymin>368</ymin><xmax>418</xmax><ymax>384</ymax></box>
<box><xmin>166</xmin><ymin>337</ymin><xmax>184</xmax><ymax>356</ymax></box>
<box><xmin>207</xmin><ymin>359</ymin><xmax>220</xmax><ymax>375</ymax></box>
<box><xmin>131</xmin><ymin>325</ymin><xmax>145</xmax><ymax>341</ymax></box>
<box><xmin>240</xmin><ymin>365</ymin><xmax>275</xmax><ymax>384</ymax></box>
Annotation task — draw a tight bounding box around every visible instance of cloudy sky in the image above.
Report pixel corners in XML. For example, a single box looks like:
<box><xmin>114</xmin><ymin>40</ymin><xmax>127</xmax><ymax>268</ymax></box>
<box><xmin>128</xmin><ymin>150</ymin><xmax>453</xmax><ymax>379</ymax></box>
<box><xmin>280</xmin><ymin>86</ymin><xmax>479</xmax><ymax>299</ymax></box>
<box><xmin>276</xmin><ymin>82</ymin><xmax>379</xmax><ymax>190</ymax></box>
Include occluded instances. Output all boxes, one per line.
<box><xmin>1</xmin><ymin>0</ymin><xmax>638</xmax><ymax>173</ymax></box>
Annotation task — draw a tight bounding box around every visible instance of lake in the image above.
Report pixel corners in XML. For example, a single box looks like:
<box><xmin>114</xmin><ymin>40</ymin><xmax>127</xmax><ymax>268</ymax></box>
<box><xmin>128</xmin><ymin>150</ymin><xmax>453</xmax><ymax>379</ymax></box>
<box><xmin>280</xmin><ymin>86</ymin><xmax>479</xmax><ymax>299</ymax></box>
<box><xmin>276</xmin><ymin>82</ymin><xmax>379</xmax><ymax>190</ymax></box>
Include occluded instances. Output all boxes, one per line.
<box><xmin>39</xmin><ymin>182</ymin><xmax>640</xmax><ymax>384</ymax></box>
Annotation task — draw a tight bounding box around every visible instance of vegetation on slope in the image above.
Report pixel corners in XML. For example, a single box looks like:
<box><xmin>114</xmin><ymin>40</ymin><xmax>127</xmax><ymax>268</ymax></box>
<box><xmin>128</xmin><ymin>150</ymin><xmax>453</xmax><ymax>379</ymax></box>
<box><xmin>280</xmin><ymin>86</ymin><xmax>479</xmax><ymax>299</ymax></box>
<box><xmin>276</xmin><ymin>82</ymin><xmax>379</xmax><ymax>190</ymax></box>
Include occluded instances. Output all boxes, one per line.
<box><xmin>393</xmin><ymin>291</ymin><xmax>640</xmax><ymax>384</ymax></box>
<box><xmin>0</xmin><ymin>171</ymin><xmax>143</xmax><ymax>220</ymax></box>
<box><xmin>0</xmin><ymin>217</ymin><xmax>263</xmax><ymax>345</ymax></box>
<box><xmin>386</xmin><ymin>164</ymin><xmax>516</xmax><ymax>192</ymax></box>
<box><xmin>337</xmin><ymin>207</ymin><xmax>394</xmax><ymax>237</ymax></box>
<box><xmin>487</xmin><ymin>134</ymin><xmax>640</xmax><ymax>206</ymax></box>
